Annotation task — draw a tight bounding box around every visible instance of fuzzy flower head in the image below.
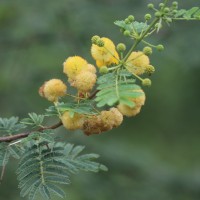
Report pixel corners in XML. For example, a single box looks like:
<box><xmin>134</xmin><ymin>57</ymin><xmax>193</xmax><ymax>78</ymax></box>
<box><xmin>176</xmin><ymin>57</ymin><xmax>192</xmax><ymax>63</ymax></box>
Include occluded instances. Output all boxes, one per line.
<box><xmin>91</xmin><ymin>37</ymin><xmax>116</xmax><ymax>63</ymax></box>
<box><xmin>96</xmin><ymin>50</ymin><xmax>120</xmax><ymax>68</ymax></box>
<box><xmin>63</xmin><ymin>56</ymin><xmax>88</xmax><ymax>80</ymax></box>
<box><xmin>72</xmin><ymin>71</ymin><xmax>97</xmax><ymax>92</ymax></box>
<box><xmin>126</xmin><ymin>51</ymin><xmax>150</xmax><ymax>75</ymax></box>
<box><xmin>39</xmin><ymin>79</ymin><xmax>67</xmax><ymax>102</ymax></box>
<box><xmin>83</xmin><ymin>115</ymin><xmax>106</xmax><ymax>136</ymax></box>
<box><xmin>100</xmin><ymin>107</ymin><xmax>123</xmax><ymax>129</ymax></box>
<box><xmin>61</xmin><ymin>112</ymin><xmax>85</xmax><ymax>130</ymax></box>
<box><xmin>117</xmin><ymin>104</ymin><xmax>142</xmax><ymax>117</ymax></box>
<box><xmin>117</xmin><ymin>89</ymin><xmax>146</xmax><ymax>117</ymax></box>
<box><xmin>87</xmin><ymin>64</ymin><xmax>97</xmax><ymax>74</ymax></box>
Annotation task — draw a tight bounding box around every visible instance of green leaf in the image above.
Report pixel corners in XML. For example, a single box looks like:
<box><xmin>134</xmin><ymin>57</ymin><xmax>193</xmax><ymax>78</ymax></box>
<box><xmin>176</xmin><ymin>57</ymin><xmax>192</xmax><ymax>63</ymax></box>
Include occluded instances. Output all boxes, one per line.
<box><xmin>95</xmin><ymin>72</ymin><xmax>141</xmax><ymax>107</ymax></box>
<box><xmin>46</xmin><ymin>100</ymin><xmax>97</xmax><ymax>117</ymax></box>
<box><xmin>48</xmin><ymin>183</ymin><xmax>66</xmax><ymax>198</ymax></box>
<box><xmin>21</xmin><ymin>113</ymin><xmax>44</xmax><ymax>128</ymax></box>
<box><xmin>174</xmin><ymin>7</ymin><xmax>200</xmax><ymax>20</ymax></box>
<box><xmin>0</xmin><ymin>117</ymin><xmax>26</xmax><ymax>134</ymax></box>
<box><xmin>114</xmin><ymin>20</ymin><xmax>149</xmax><ymax>34</ymax></box>
<box><xmin>17</xmin><ymin>142</ymin><xmax>107</xmax><ymax>200</ymax></box>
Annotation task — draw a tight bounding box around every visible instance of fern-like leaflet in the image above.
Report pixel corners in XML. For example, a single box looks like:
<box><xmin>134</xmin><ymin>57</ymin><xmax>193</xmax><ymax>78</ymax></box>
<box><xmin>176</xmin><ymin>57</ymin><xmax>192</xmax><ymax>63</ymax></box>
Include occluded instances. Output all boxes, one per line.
<box><xmin>173</xmin><ymin>7</ymin><xmax>200</xmax><ymax>20</ymax></box>
<box><xmin>17</xmin><ymin>140</ymin><xmax>107</xmax><ymax>200</ymax></box>
<box><xmin>95</xmin><ymin>71</ymin><xmax>143</xmax><ymax>108</ymax></box>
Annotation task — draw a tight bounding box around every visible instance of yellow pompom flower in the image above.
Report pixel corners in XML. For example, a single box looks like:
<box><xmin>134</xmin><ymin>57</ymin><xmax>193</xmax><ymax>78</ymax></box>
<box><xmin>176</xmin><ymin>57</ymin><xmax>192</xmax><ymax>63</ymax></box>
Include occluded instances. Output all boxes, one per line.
<box><xmin>39</xmin><ymin>79</ymin><xmax>67</xmax><ymax>102</ymax></box>
<box><xmin>91</xmin><ymin>37</ymin><xmax>116</xmax><ymax>63</ymax></box>
<box><xmin>100</xmin><ymin>107</ymin><xmax>123</xmax><ymax>129</ymax></box>
<box><xmin>96</xmin><ymin>51</ymin><xmax>120</xmax><ymax>68</ymax></box>
<box><xmin>117</xmin><ymin>104</ymin><xmax>142</xmax><ymax>117</ymax></box>
<box><xmin>87</xmin><ymin>64</ymin><xmax>97</xmax><ymax>74</ymax></box>
<box><xmin>83</xmin><ymin>115</ymin><xmax>106</xmax><ymax>136</ymax></box>
<box><xmin>126</xmin><ymin>51</ymin><xmax>150</xmax><ymax>75</ymax></box>
<box><xmin>61</xmin><ymin>112</ymin><xmax>85</xmax><ymax>130</ymax></box>
<box><xmin>63</xmin><ymin>56</ymin><xmax>88</xmax><ymax>79</ymax></box>
<box><xmin>117</xmin><ymin>89</ymin><xmax>146</xmax><ymax>117</ymax></box>
<box><xmin>73</xmin><ymin>71</ymin><xmax>97</xmax><ymax>92</ymax></box>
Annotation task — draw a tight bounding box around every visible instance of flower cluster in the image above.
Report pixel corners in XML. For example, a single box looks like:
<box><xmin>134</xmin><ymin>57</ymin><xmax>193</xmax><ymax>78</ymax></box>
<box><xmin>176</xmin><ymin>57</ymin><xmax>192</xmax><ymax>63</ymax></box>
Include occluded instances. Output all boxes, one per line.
<box><xmin>39</xmin><ymin>36</ymin><xmax>150</xmax><ymax>136</ymax></box>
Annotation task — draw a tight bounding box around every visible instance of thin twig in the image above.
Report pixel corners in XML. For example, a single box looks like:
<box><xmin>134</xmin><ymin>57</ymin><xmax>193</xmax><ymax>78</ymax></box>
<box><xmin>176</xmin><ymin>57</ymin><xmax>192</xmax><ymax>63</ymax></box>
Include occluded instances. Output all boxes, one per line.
<box><xmin>0</xmin><ymin>121</ymin><xmax>63</xmax><ymax>143</ymax></box>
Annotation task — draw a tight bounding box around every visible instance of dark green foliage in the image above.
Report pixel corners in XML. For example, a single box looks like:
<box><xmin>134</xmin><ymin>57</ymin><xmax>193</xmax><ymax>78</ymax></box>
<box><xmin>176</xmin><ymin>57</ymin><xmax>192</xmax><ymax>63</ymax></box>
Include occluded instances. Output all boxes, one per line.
<box><xmin>95</xmin><ymin>72</ymin><xmax>142</xmax><ymax>107</ymax></box>
<box><xmin>17</xmin><ymin>141</ymin><xmax>107</xmax><ymax>200</ymax></box>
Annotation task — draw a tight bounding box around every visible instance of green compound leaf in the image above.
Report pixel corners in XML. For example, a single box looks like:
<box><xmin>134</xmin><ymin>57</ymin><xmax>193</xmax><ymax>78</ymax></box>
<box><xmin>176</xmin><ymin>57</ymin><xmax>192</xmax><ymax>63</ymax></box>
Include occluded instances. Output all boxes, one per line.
<box><xmin>21</xmin><ymin>113</ymin><xmax>44</xmax><ymax>128</ymax></box>
<box><xmin>0</xmin><ymin>117</ymin><xmax>26</xmax><ymax>134</ymax></box>
<box><xmin>114</xmin><ymin>20</ymin><xmax>149</xmax><ymax>34</ymax></box>
<box><xmin>95</xmin><ymin>72</ymin><xmax>142</xmax><ymax>108</ymax></box>
<box><xmin>174</xmin><ymin>7</ymin><xmax>200</xmax><ymax>20</ymax></box>
<box><xmin>17</xmin><ymin>142</ymin><xmax>107</xmax><ymax>200</ymax></box>
<box><xmin>46</xmin><ymin>100</ymin><xmax>97</xmax><ymax>117</ymax></box>
<box><xmin>0</xmin><ymin>143</ymin><xmax>23</xmax><ymax>180</ymax></box>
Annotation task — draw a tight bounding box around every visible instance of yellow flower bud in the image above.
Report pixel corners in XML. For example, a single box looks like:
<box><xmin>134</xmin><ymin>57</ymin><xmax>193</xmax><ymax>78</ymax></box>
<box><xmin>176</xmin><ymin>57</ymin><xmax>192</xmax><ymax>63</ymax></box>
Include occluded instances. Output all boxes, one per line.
<box><xmin>117</xmin><ymin>104</ymin><xmax>142</xmax><ymax>117</ymax></box>
<box><xmin>39</xmin><ymin>79</ymin><xmax>67</xmax><ymax>102</ymax></box>
<box><xmin>117</xmin><ymin>89</ymin><xmax>146</xmax><ymax>117</ymax></box>
<box><xmin>63</xmin><ymin>56</ymin><xmax>88</xmax><ymax>79</ymax></box>
<box><xmin>91</xmin><ymin>37</ymin><xmax>116</xmax><ymax>63</ymax></box>
<box><xmin>61</xmin><ymin>112</ymin><xmax>85</xmax><ymax>130</ymax></box>
<box><xmin>100</xmin><ymin>108</ymin><xmax>123</xmax><ymax>128</ymax></box>
<box><xmin>126</xmin><ymin>51</ymin><xmax>150</xmax><ymax>75</ymax></box>
<box><xmin>83</xmin><ymin>115</ymin><xmax>107</xmax><ymax>136</ymax></box>
<box><xmin>87</xmin><ymin>64</ymin><xmax>97</xmax><ymax>74</ymax></box>
<box><xmin>73</xmin><ymin>71</ymin><xmax>97</xmax><ymax>92</ymax></box>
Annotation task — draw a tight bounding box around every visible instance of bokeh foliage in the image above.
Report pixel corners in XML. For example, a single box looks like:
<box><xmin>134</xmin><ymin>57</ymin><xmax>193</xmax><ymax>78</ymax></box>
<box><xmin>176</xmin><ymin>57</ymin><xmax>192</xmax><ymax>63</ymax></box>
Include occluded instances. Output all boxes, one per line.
<box><xmin>0</xmin><ymin>0</ymin><xmax>200</xmax><ymax>199</ymax></box>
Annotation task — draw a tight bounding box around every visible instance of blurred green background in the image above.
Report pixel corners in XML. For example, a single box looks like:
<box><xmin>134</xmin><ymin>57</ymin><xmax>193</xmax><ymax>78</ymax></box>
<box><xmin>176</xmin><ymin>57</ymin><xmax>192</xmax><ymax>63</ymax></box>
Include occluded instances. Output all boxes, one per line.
<box><xmin>0</xmin><ymin>0</ymin><xmax>200</xmax><ymax>200</ymax></box>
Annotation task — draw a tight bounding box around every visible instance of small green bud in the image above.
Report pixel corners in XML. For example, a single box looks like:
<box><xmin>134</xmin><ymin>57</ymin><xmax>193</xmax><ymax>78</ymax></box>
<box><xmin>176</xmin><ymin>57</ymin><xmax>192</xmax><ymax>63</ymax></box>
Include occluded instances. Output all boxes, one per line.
<box><xmin>142</xmin><ymin>78</ymin><xmax>152</xmax><ymax>87</ymax></box>
<box><xmin>128</xmin><ymin>15</ymin><xmax>134</xmax><ymax>22</ymax></box>
<box><xmin>172</xmin><ymin>1</ymin><xmax>178</xmax><ymax>7</ymax></box>
<box><xmin>159</xmin><ymin>3</ymin><xmax>164</xmax><ymax>8</ymax></box>
<box><xmin>164</xmin><ymin>7</ymin><xmax>170</xmax><ymax>13</ymax></box>
<box><xmin>156</xmin><ymin>44</ymin><xmax>164</xmax><ymax>51</ymax></box>
<box><xmin>99</xmin><ymin>66</ymin><xmax>109</xmax><ymax>74</ymax></box>
<box><xmin>143</xmin><ymin>46</ymin><xmax>153</xmax><ymax>56</ymax></box>
<box><xmin>124</xmin><ymin>30</ymin><xmax>131</xmax><ymax>36</ymax></box>
<box><xmin>165</xmin><ymin>18</ymin><xmax>172</xmax><ymax>23</ymax></box>
<box><xmin>145</xmin><ymin>65</ymin><xmax>155</xmax><ymax>74</ymax></box>
<box><xmin>155</xmin><ymin>11</ymin><xmax>162</xmax><ymax>18</ymax></box>
<box><xmin>117</xmin><ymin>43</ymin><xmax>126</xmax><ymax>52</ymax></box>
<box><xmin>145</xmin><ymin>14</ymin><xmax>152</xmax><ymax>21</ymax></box>
<box><xmin>125</xmin><ymin>18</ymin><xmax>130</xmax><ymax>24</ymax></box>
<box><xmin>97</xmin><ymin>39</ymin><xmax>105</xmax><ymax>47</ymax></box>
<box><xmin>147</xmin><ymin>3</ymin><xmax>154</xmax><ymax>9</ymax></box>
<box><xmin>91</xmin><ymin>35</ymin><xmax>100</xmax><ymax>44</ymax></box>
<box><xmin>172</xmin><ymin>10</ymin><xmax>177</xmax><ymax>14</ymax></box>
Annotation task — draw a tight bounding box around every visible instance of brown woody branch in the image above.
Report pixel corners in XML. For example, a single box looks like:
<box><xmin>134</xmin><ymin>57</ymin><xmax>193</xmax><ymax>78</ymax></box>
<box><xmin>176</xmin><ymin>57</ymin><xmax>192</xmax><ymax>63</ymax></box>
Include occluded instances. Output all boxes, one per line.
<box><xmin>0</xmin><ymin>89</ymin><xmax>99</xmax><ymax>143</ymax></box>
<box><xmin>0</xmin><ymin>121</ymin><xmax>63</xmax><ymax>143</ymax></box>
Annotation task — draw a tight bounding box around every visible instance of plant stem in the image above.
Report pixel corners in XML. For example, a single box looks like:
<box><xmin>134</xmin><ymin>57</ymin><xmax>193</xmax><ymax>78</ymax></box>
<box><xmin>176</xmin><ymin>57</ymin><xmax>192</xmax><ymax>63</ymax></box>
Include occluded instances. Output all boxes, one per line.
<box><xmin>123</xmin><ymin>18</ymin><xmax>159</xmax><ymax>62</ymax></box>
<box><xmin>0</xmin><ymin>121</ymin><xmax>63</xmax><ymax>143</ymax></box>
<box><xmin>123</xmin><ymin>0</ymin><xmax>169</xmax><ymax>62</ymax></box>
